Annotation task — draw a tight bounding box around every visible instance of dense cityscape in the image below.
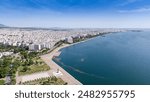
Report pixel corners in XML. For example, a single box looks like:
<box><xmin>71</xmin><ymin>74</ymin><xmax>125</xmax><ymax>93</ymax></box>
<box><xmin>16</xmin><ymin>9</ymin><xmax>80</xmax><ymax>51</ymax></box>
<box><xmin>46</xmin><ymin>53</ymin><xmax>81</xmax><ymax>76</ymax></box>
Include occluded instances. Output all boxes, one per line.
<box><xmin>0</xmin><ymin>27</ymin><xmax>126</xmax><ymax>85</ymax></box>
<box><xmin>0</xmin><ymin>27</ymin><xmax>125</xmax><ymax>52</ymax></box>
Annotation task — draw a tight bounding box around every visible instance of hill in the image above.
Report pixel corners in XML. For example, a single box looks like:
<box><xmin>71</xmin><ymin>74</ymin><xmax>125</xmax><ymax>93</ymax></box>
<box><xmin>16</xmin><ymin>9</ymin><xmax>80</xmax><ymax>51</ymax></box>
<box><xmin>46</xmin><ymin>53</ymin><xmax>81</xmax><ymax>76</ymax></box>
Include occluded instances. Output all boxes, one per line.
<box><xmin>0</xmin><ymin>24</ymin><xmax>7</xmax><ymax>27</ymax></box>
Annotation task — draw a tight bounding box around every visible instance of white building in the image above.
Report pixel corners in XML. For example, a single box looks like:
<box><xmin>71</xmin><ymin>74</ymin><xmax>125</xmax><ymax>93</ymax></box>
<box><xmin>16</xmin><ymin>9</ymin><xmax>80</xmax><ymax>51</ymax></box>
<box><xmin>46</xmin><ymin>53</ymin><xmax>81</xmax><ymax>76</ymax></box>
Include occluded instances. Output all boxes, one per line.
<box><xmin>0</xmin><ymin>52</ymin><xmax>13</xmax><ymax>58</ymax></box>
<box><xmin>66</xmin><ymin>37</ymin><xmax>73</xmax><ymax>43</ymax></box>
<box><xmin>0</xmin><ymin>53</ymin><xmax>3</xmax><ymax>58</ymax></box>
<box><xmin>29</xmin><ymin>44</ymin><xmax>45</xmax><ymax>51</ymax></box>
<box><xmin>29</xmin><ymin>44</ymin><xmax>37</xmax><ymax>51</ymax></box>
<box><xmin>12</xmin><ymin>42</ymin><xmax>17</xmax><ymax>46</ymax></box>
<box><xmin>3</xmin><ymin>52</ymin><xmax>13</xmax><ymax>56</ymax></box>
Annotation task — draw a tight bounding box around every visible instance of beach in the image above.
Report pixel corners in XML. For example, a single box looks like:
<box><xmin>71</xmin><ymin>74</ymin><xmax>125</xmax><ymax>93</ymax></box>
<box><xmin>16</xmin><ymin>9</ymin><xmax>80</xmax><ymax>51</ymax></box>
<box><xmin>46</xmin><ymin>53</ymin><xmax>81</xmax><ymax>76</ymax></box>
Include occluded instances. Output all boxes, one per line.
<box><xmin>41</xmin><ymin>44</ymin><xmax>82</xmax><ymax>85</ymax></box>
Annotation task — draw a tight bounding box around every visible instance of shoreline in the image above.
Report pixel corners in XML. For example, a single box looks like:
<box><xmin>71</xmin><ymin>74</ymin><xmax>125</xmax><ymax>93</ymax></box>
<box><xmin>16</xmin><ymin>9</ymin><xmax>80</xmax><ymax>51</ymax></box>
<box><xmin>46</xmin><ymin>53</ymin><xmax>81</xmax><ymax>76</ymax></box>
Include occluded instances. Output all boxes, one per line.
<box><xmin>40</xmin><ymin>34</ymin><xmax>109</xmax><ymax>85</ymax></box>
<box><xmin>41</xmin><ymin>44</ymin><xmax>82</xmax><ymax>85</ymax></box>
<box><xmin>40</xmin><ymin>33</ymin><xmax>115</xmax><ymax>85</ymax></box>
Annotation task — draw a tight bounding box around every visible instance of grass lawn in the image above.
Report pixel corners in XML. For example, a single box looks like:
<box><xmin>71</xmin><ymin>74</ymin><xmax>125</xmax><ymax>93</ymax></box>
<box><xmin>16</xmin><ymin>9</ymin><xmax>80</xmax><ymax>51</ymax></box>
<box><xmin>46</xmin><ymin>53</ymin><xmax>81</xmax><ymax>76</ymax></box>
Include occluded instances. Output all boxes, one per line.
<box><xmin>18</xmin><ymin>59</ymin><xmax>50</xmax><ymax>76</ymax></box>
<box><xmin>0</xmin><ymin>80</ymin><xmax>5</xmax><ymax>85</ymax></box>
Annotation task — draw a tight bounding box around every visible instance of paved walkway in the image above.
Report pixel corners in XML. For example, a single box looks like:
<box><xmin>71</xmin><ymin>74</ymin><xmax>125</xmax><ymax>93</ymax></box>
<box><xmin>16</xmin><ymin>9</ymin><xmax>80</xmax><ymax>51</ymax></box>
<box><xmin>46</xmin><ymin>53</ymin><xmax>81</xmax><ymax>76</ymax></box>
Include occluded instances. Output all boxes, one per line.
<box><xmin>41</xmin><ymin>44</ymin><xmax>82</xmax><ymax>85</ymax></box>
<box><xmin>16</xmin><ymin>44</ymin><xmax>82</xmax><ymax>85</ymax></box>
<box><xmin>16</xmin><ymin>71</ymin><xmax>52</xmax><ymax>84</ymax></box>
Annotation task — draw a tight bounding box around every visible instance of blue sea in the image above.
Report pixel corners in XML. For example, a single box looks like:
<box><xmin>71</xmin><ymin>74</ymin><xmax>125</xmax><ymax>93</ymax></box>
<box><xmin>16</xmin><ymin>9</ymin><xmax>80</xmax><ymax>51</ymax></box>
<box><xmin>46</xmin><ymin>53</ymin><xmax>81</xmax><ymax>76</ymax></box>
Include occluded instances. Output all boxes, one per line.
<box><xmin>54</xmin><ymin>30</ymin><xmax>150</xmax><ymax>85</ymax></box>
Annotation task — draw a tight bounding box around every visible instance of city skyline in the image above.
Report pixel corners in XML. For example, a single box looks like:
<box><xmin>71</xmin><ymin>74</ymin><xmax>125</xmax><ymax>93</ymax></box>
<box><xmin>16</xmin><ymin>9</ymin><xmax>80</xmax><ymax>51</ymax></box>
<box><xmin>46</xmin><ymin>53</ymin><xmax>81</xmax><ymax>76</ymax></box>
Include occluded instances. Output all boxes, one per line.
<box><xmin>0</xmin><ymin>0</ymin><xmax>150</xmax><ymax>28</ymax></box>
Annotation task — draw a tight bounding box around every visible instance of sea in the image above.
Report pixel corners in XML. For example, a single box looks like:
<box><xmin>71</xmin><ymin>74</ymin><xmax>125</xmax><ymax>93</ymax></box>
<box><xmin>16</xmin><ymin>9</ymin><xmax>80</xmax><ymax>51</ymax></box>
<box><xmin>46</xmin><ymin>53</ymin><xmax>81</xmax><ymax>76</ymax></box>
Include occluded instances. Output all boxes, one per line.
<box><xmin>53</xmin><ymin>30</ymin><xmax>150</xmax><ymax>85</ymax></box>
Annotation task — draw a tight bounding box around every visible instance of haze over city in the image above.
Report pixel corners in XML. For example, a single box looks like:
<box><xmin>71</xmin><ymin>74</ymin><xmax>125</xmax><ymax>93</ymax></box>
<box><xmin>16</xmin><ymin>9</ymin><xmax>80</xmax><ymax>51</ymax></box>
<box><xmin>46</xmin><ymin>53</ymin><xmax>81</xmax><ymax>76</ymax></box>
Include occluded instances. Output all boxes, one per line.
<box><xmin>0</xmin><ymin>0</ymin><xmax>150</xmax><ymax>28</ymax></box>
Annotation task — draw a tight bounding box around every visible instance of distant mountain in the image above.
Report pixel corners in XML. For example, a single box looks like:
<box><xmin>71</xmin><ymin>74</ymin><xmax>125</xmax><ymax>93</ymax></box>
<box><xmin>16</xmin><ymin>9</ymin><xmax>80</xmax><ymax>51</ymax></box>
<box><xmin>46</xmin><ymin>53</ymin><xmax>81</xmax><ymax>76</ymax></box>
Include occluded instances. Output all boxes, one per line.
<box><xmin>0</xmin><ymin>24</ymin><xmax>7</xmax><ymax>27</ymax></box>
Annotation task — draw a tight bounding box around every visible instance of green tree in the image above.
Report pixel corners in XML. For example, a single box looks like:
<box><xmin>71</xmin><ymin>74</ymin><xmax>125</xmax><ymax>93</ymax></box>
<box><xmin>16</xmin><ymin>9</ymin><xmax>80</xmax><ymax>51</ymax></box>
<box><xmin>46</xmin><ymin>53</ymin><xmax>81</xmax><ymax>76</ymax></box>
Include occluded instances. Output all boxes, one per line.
<box><xmin>21</xmin><ymin>66</ymin><xmax>29</xmax><ymax>72</ymax></box>
<box><xmin>51</xmin><ymin>76</ymin><xmax>57</xmax><ymax>82</ymax></box>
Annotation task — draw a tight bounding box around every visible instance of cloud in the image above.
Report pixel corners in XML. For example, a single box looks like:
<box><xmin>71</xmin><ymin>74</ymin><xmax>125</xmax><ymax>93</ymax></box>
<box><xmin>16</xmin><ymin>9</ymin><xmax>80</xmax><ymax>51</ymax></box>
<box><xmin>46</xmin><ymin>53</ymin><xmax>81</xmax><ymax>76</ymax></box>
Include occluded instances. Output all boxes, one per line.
<box><xmin>120</xmin><ymin>0</ymin><xmax>140</xmax><ymax>6</ymax></box>
<box><xmin>118</xmin><ymin>7</ymin><xmax>150</xmax><ymax>13</ymax></box>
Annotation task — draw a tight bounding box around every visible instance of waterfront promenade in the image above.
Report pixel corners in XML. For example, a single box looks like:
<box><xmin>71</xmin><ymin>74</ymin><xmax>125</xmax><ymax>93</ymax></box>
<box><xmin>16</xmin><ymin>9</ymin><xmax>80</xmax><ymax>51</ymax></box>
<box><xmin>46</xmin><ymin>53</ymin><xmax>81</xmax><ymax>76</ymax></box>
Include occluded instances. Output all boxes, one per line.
<box><xmin>41</xmin><ymin>44</ymin><xmax>82</xmax><ymax>85</ymax></box>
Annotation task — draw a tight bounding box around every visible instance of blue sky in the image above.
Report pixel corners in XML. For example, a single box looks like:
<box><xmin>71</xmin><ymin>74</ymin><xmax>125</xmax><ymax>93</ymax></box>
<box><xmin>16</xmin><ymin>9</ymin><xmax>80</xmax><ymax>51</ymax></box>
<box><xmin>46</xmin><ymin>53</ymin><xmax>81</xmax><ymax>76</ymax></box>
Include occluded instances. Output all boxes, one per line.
<box><xmin>0</xmin><ymin>0</ymin><xmax>150</xmax><ymax>28</ymax></box>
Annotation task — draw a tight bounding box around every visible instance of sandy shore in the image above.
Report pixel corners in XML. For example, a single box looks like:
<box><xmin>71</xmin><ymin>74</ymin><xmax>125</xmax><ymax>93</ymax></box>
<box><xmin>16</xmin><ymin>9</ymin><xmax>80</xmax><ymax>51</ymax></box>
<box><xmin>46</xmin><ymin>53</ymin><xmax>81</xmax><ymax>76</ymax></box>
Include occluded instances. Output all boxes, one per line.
<box><xmin>41</xmin><ymin>44</ymin><xmax>82</xmax><ymax>85</ymax></box>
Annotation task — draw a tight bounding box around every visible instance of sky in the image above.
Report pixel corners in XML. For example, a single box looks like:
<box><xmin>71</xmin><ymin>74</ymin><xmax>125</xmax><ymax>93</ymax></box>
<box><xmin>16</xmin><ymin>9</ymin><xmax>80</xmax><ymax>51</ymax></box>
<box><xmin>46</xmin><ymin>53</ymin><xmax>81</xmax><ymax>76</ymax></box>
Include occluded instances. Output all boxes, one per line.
<box><xmin>0</xmin><ymin>0</ymin><xmax>150</xmax><ymax>28</ymax></box>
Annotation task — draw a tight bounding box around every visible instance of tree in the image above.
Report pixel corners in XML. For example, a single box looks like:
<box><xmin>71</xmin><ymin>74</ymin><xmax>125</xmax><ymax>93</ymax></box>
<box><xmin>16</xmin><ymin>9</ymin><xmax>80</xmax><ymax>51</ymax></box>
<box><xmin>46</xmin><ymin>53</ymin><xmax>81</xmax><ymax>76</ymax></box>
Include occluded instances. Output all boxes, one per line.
<box><xmin>21</xmin><ymin>66</ymin><xmax>29</xmax><ymax>72</ymax></box>
<box><xmin>51</xmin><ymin>76</ymin><xmax>57</xmax><ymax>82</ymax></box>
<box><xmin>28</xmin><ymin>59</ymin><xmax>33</xmax><ymax>65</ymax></box>
<box><xmin>20</xmin><ymin>51</ymin><xmax>28</xmax><ymax>59</ymax></box>
<box><xmin>0</xmin><ymin>67</ymin><xmax>8</xmax><ymax>78</ymax></box>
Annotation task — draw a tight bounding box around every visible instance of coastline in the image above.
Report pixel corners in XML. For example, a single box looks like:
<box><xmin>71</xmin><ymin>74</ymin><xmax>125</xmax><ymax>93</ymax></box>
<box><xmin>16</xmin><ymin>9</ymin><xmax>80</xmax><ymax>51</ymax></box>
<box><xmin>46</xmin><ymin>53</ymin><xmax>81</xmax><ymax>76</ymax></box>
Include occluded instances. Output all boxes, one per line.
<box><xmin>40</xmin><ymin>34</ymin><xmax>108</xmax><ymax>85</ymax></box>
<box><xmin>41</xmin><ymin>44</ymin><xmax>82</xmax><ymax>85</ymax></box>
